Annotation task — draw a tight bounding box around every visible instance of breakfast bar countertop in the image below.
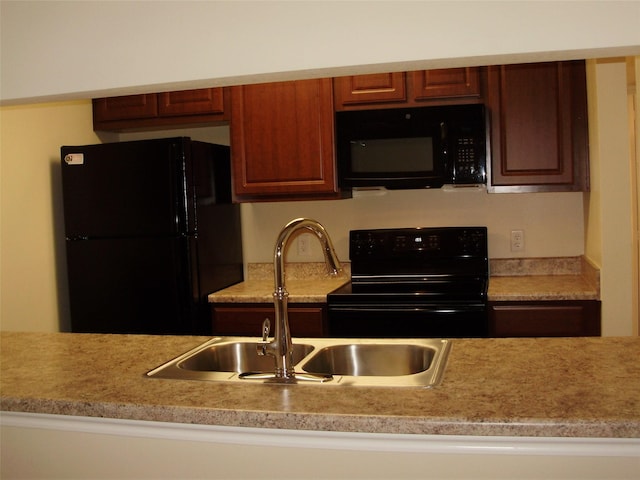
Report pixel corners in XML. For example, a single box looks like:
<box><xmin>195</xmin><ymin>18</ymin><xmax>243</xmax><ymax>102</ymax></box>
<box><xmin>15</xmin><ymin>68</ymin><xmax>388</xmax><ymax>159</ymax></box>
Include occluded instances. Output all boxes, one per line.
<box><xmin>1</xmin><ymin>332</ymin><xmax>638</xmax><ymax>438</ymax></box>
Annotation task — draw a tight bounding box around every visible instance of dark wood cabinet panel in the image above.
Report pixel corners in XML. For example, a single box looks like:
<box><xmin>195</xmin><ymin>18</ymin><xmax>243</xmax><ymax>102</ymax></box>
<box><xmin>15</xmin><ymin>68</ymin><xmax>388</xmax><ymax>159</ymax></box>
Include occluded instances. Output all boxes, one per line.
<box><xmin>489</xmin><ymin>300</ymin><xmax>601</xmax><ymax>337</ymax></box>
<box><xmin>334</xmin><ymin>67</ymin><xmax>483</xmax><ymax>110</ymax></box>
<box><xmin>212</xmin><ymin>304</ymin><xmax>326</xmax><ymax>337</ymax></box>
<box><xmin>412</xmin><ymin>68</ymin><xmax>480</xmax><ymax>99</ymax></box>
<box><xmin>93</xmin><ymin>94</ymin><xmax>158</xmax><ymax>122</ymax></box>
<box><xmin>158</xmin><ymin>88</ymin><xmax>225</xmax><ymax>116</ymax></box>
<box><xmin>230</xmin><ymin>78</ymin><xmax>339</xmax><ymax>201</ymax></box>
<box><xmin>93</xmin><ymin>87</ymin><xmax>228</xmax><ymax>131</ymax></box>
<box><xmin>334</xmin><ymin>72</ymin><xmax>407</xmax><ymax>106</ymax></box>
<box><xmin>486</xmin><ymin>61</ymin><xmax>589</xmax><ymax>192</ymax></box>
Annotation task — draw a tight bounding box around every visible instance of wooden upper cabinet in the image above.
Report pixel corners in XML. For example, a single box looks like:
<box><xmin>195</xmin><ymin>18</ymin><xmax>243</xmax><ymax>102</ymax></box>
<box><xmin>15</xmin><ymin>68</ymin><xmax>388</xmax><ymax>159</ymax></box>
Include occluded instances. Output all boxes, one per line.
<box><xmin>230</xmin><ymin>78</ymin><xmax>339</xmax><ymax>201</ymax></box>
<box><xmin>412</xmin><ymin>68</ymin><xmax>480</xmax><ymax>99</ymax></box>
<box><xmin>93</xmin><ymin>87</ymin><xmax>228</xmax><ymax>131</ymax></box>
<box><xmin>158</xmin><ymin>88</ymin><xmax>224</xmax><ymax>116</ymax></box>
<box><xmin>93</xmin><ymin>94</ymin><xmax>158</xmax><ymax>122</ymax></box>
<box><xmin>334</xmin><ymin>72</ymin><xmax>407</xmax><ymax>106</ymax></box>
<box><xmin>334</xmin><ymin>67</ymin><xmax>483</xmax><ymax>110</ymax></box>
<box><xmin>486</xmin><ymin>61</ymin><xmax>589</xmax><ymax>192</ymax></box>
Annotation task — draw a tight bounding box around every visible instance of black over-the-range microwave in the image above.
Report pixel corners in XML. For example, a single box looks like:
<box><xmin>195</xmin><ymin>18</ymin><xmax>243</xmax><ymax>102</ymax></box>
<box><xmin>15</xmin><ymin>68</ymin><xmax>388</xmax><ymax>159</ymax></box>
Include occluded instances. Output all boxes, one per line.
<box><xmin>335</xmin><ymin>104</ymin><xmax>488</xmax><ymax>190</ymax></box>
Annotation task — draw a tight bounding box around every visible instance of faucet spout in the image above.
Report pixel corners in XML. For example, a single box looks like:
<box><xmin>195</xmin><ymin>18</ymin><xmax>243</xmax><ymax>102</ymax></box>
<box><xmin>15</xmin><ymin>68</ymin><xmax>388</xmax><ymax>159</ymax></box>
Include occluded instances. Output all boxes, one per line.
<box><xmin>274</xmin><ymin>218</ymin><xmax>342</xmax><ymax>293</ymax></box>
<box><xmin>263</xmin><ymin>218</ymin><xmax>342</xmax><ymax>383</ymax></box>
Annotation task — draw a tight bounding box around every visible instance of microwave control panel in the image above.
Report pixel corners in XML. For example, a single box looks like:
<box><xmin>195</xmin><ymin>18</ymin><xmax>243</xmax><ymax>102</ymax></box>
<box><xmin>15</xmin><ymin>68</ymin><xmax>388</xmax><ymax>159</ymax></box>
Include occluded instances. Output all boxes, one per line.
<box><xmin>451</xmin><ymin>135</ymin><xmax>485</xmax><ymax>184</ymax></box>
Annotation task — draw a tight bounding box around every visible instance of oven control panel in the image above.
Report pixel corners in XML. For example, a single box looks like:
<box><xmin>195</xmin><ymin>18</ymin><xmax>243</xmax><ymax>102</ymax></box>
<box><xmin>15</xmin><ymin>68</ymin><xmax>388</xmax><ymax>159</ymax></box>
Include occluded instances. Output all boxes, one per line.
<box><xmin>350</xmin><ymin>226</ymin><xmax>487</xmax><ymax>260</ymax></box>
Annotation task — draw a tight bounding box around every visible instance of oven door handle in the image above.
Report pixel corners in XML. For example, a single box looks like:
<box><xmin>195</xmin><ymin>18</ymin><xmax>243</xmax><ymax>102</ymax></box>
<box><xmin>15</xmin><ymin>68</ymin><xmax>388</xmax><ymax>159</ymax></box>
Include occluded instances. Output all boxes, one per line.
<box><xmin>328</xmin><ymin>305</ymin><xmax>486</xmax><ymax>314</ymax></box>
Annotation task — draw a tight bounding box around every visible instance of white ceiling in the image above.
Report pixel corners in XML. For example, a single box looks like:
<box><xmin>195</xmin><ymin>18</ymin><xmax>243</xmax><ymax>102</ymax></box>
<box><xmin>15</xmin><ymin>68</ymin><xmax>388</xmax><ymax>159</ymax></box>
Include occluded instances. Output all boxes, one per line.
<box><xmin>1</xmin><ymin>0</ymin><xmax>639</xmax><ymax>105</ymax></box>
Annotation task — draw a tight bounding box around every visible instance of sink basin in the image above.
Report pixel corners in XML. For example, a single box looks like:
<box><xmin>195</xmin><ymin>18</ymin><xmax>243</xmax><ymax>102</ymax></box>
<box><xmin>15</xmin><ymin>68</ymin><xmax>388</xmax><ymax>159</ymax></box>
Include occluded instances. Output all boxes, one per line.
<box><xmin>147</xmin><ymin>337</ymin><xmax>451</xmax><ymax>387</ymax></box>
<box><xmin>301</xmin><ymin>344</ymin><xmax>435</xmax><ymax>376</ymax></box>
<box><xmin>178</xmin><ymin>342</ymin><xmax>314</xmax><ymax>373</ymax></box>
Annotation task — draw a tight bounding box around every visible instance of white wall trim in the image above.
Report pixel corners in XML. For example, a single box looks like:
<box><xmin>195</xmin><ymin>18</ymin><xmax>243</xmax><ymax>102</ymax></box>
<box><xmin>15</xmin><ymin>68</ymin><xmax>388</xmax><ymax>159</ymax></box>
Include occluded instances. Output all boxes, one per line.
<box><xmin>2</xmin><ymin>411</ymin><xmax>639</xmax><ymax>458</ymax></box>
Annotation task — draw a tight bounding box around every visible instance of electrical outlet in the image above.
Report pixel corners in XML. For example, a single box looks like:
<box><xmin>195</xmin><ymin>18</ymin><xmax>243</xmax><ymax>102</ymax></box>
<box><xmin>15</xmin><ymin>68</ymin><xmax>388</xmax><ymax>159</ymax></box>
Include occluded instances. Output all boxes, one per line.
<box><xmin>297</xmin><ymin>233</ymin><xmax>312</xmax><ymax>256</ymax></box>
<box><xmin>510</xmin><ymin>230</ymin><xmax>525</xmax><ymax>252</ymax></box>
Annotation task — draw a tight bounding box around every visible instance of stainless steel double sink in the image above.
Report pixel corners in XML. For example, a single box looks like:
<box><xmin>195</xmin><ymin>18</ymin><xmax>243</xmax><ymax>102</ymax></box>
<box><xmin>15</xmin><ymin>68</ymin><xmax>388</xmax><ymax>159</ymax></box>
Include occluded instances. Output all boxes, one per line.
<box><xmin>147</xmin><ymin>337</ymin><xmax>451</xmax><ymax>387</ymax></box>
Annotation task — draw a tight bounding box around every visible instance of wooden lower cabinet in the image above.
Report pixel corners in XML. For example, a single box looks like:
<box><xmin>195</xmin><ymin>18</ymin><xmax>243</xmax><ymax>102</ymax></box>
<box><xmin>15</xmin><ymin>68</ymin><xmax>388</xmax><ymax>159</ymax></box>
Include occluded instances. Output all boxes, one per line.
<box><xmin>489</xmin><ymin>300</ymin><xmax>601</xmax><ymax>337</ymax></box>
<box><xmin>212</xmin><ymin>303</ymin><xmax>327</xmax><ymax>337</ymax></box>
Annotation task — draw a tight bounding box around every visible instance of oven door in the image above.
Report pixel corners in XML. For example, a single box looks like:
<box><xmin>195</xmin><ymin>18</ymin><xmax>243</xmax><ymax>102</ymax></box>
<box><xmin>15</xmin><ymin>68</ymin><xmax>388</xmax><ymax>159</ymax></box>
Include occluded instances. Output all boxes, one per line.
<box><xmin>327</xmin><ymin>302</ymin><xmax>488</xmax><ymax>338</ymax></box>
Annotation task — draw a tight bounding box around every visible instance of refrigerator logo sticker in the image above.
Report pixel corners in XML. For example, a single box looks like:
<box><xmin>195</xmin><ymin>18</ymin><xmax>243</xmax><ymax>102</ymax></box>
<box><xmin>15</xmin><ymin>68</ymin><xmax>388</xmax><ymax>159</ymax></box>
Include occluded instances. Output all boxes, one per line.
<box><xmin>64</xmin><ymin>153</ymin><xmax>84</xmax><ymax>165</ymax></box>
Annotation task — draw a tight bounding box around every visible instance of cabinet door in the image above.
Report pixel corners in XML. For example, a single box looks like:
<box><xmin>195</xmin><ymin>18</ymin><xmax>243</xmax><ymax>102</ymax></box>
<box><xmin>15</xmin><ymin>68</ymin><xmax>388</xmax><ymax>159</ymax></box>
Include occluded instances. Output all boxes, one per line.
<box><xmin>412</xmin><ymin>68</ymin><xmax>480</xmax><ymax>99</ymax></box>
<box><xmin>487</xmin><ymin>61</ymin><xmax>589</xmax><ymax>192</ymax></box>
<box><xmin>93</xmin><ymin>88</ymin><xmax>228</xmax><ymax>131</ymax></box>
<box><xmin>230</xmin><ymin>79</ymin><xmax>338</xmax><ymax>200</ymax></box>
<box><xmin>334</xmin><ymin>72</ymin><xmax>406</xmax><ymax>108</ymax></box>
<box><xmin>93</xmin><ymin>94</ymin><xmax>158</xmax><ymax>122</ymax></box>
<box><xmin>334</xmin><ymin>68</ymin><xmax>483</xmax><ymax>110</ymax></box>
<box><xmin>212</xmin><ymin>304</ymin><xmax>326</xmax><ymax>337</ymax></box>
<box><xmin>489</xmin><ymin>300</ymin><xmax>601</xmax><ymax>337</ymax></box>
<box><xmin>158</xmin><ymin>88</ymin><xmax>225</xmax><ymax>116</ymax></box>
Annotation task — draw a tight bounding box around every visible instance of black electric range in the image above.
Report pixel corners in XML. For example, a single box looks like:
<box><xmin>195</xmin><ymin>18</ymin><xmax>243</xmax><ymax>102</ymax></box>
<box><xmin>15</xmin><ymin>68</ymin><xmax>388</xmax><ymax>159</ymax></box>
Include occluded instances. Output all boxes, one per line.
<box><xmin>327</xmin><ymin>227</ymin><xmax>489</xmax><ymax>338</ymax></box>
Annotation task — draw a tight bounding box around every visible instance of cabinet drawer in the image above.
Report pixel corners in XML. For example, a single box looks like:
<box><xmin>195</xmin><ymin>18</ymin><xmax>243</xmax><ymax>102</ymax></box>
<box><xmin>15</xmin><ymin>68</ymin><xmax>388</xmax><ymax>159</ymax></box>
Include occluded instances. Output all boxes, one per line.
<box><xmin>489</xmin><ymin>301</ymin><xmax>601</xmax><ymax>337</ymax></box>
<box><xmin>213</xmin><ymin>304</ymin><xmax>326</xmax><ymax>337</ymax></box>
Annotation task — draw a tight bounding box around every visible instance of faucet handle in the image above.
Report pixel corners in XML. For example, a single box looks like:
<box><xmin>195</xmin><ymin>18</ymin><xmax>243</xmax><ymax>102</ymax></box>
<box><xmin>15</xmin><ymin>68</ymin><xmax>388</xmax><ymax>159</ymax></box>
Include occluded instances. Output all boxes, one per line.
<box><xmin>261</xmin><ymin>318</ymin><xmax>271</xmax><ymax>342</ymax></box>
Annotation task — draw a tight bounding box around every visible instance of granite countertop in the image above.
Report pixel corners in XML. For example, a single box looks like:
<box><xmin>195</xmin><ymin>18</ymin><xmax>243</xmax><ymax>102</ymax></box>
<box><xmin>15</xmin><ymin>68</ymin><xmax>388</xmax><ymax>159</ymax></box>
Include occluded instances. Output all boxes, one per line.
<box><xmin>210</xmin><ymin>257</ymin><xmax>600</xmax><ymax>304</ymax></box>
<box><xmin>2</xmin><ymin>332</ymin><xmax>638</xmax><ymax>438</ymax></box>
<box><xmin>209</xmin><ymin>262</ymin><xmax>351</xmax><ymax>303</ymax></box>
<box><xmin>488</xmin><ymin>257</ymin><xmax>600</xmax><ymax>301</ymax></box>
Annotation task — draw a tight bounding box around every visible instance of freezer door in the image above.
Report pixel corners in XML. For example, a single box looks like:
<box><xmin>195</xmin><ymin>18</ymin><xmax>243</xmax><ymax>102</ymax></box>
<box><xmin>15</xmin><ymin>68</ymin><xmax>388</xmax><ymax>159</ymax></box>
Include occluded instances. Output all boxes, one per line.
<box><xmin>61</xmin><ymin>138</ymin><xmax>190</xmax><ymax>238</ymax></box>
<box><xmin>65</xmin><ymin>236</ymin><xmax>201</xmax><ymax>334</ymax></box>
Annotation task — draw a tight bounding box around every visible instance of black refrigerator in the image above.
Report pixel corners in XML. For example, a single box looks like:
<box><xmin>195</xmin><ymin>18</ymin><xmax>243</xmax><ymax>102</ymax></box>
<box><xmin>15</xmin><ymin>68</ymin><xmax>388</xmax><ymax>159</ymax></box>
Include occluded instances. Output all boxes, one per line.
<box><xmin>61</xmin><ymin>137</ymin><xmax>243</xmax><ymax>335</ymax></box>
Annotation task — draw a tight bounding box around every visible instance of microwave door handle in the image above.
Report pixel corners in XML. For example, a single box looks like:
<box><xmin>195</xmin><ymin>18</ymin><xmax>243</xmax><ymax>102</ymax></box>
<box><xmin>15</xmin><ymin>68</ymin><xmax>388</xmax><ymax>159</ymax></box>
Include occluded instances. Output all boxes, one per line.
<box><xmin>440</xmin><ymin>122</ymin><xmax>451</xmax><ymax>177</ymax></box>
<box><xmin>440</xmin><ymin>121</ymin><xmax>447</xmax><ymax>141</ymax></box>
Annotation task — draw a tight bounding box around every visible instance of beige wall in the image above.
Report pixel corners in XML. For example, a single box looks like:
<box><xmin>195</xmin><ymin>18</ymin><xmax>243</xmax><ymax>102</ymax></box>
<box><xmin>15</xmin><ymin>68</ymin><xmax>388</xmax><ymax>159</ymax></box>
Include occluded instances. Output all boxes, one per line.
<box><xmin>239</xmin><ymin>192</ymin><xmax>585</xmax><ymax>264</ymax></box>
<box><xmin>633</xmin><ymin>56</ymin><xmax>640</xmax><ymax>335</ymax></box>
<box><xmin>585</xmin><ymin>59</ymin><xmax>636</xmax><ymax>335</ymax></box>
<box><xmin>0</xmin><ymin>101</ymin><xmax>99</xmax><ymax>331</ymax></box>
<box><xmin>636</xmin><ymin>57</ymin><xmax>640</xmax><ymax>335</ymax></box>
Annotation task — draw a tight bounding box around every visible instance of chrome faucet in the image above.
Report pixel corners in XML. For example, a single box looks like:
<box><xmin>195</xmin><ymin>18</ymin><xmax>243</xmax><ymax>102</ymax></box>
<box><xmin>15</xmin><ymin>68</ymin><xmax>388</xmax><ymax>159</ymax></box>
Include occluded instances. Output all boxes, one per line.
<box><xmin>258</xmin><ymin>218</ymin><xmax>342</xmax><ymax>383</ymax></box>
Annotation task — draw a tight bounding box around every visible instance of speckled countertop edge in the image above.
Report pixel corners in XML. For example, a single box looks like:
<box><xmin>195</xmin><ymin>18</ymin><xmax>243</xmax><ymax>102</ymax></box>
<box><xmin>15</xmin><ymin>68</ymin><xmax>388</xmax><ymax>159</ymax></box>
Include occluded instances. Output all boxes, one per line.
<box><xmin>209</xmin><ymin>258</ymin><xmax>600</xmax><ymax>303</ymax></box>
<box><xmin>209</xmin><ymin>262</ymin><xmax>351</xmax><ymax>303</ymax></box>
<box><xmin>488</xmin><ymin>256</ymin><xmax>600</xmax><ymax>301</ymax></box>
<box><xmin>1</xmin><ymin>333</ymin><xmax>637</xmax><ymax>438</ymax></box>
